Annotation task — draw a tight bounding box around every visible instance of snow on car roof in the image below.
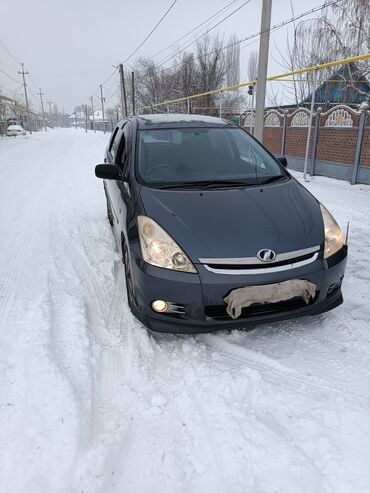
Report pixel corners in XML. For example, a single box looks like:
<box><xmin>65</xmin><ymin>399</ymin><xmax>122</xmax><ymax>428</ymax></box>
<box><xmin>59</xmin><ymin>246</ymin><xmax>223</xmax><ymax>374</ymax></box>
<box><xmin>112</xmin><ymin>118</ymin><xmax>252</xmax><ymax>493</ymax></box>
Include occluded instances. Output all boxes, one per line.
<box><xmin>134</xmin><ymin>113</ymin><xmax>236</xmax><ymax>129</ymax></box>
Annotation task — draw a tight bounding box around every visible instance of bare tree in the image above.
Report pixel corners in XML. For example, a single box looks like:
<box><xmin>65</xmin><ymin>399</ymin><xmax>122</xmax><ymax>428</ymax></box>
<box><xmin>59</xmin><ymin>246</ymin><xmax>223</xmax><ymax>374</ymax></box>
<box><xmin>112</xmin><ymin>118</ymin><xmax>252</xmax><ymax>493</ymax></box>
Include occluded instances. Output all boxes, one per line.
<box><xmin>131</xmin><ymin>33</ymin><xmax>244</xmax><ymax>116</ymax></box>
<box><xmin>281</xmin><ymin>0</ymin><xmax>370</xmax><ymax>105</ymax></box>
<box><xmin>245</xmin><ymin>50</ymin><xmax>258</xmax><ymax>114</ymax></box>
<box><xmin>247</xmin><ymin>50</ymin><xmax>258</xmax><ymax>82</ymax></box>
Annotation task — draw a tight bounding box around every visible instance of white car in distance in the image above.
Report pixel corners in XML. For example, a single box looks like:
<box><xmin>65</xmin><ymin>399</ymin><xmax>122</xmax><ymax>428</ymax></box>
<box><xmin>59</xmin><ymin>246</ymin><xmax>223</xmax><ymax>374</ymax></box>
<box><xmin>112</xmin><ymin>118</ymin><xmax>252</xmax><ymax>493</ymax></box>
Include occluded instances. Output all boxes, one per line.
<box><xmin>6</xmin><ymin>124</ymin><xmax>27</xmax><ymax>137</ymax></box>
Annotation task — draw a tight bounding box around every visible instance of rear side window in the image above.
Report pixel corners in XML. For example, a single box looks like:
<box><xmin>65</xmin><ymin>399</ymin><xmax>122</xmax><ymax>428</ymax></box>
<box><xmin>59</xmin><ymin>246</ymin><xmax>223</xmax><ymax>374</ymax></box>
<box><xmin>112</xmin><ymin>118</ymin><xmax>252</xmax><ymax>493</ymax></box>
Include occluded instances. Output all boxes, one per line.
<box><xmin>108</xmin><ymin>127</ymin><xmax>119</xmax><ymax>153</ymax></box>
<box><xmin>111</xmin><ymin>129</ymin><xmax>121</xmax><ymax>160</ymax></box>
<box><xmin>120</xmin><ymin>123</ymin><xmax>132</xmax><ymax>168</ymax></box>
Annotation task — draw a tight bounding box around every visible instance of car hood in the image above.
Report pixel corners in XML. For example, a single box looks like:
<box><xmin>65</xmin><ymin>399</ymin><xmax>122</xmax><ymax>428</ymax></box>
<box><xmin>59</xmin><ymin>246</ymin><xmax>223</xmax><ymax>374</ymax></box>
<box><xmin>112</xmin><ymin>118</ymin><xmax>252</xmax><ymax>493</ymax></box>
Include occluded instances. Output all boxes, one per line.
<box><xmin>139</xmin><ymin>179</ymin><xmax>324</xmax><ymax>262</ymax></box>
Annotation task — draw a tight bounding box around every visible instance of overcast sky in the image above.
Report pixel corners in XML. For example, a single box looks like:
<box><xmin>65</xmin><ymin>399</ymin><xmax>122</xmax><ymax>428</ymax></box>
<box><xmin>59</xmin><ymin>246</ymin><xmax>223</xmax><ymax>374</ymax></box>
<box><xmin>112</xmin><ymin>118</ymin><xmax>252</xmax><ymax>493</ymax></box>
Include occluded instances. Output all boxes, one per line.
<box><xmin>0</xmin><ymin>0</ymin><xmax>327</xmax><ymax>113</ymax></box>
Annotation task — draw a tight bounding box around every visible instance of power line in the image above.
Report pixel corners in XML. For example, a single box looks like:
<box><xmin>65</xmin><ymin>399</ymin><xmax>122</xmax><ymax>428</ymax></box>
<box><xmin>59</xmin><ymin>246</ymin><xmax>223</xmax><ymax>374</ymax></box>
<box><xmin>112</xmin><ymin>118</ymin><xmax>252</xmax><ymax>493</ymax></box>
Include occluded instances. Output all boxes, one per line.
<box><xmin>0</xmin><ymin>39</ymin><xmax>20</xmax><ymax>65</ymax></box>
<box><xmin>151</xmin><ymin>0</ymin><xmax>240</xmax><ymax>59</ymax></box>
<box><xmin>105</xmin><ymin>88</ymin><xmax>119</xmax><ymax>105</ymax></box>
<box><xmin>122</xmin><ymin>0</ymin><xmax>179</xmax><ymax>65</ymax></box>
<box><xmin>29</xmin><ymin>73</ymin><xmax>43</xmax><ymax>92</ymax></box>
<box><xmin>139</xmin><ymin>52</ymin><xmax>370</xmax><ymax>111</ymax></box>
<box><xmin>103</xmin><ymin>71</ymin><xmax>119</xmax><ymax>96</ymax></box>
<box><xmin>157</xmin><ymin>0</ymin><xmax>252</xmax><ymax>67</ymax></box>
<box><xmin>34</xmin><ymin>67</ymin><xmax>112</xmax><ymax>80</ymax></box>
<box><xmin>102</xmin><ymin>71</ymin><xmax>121</xmax><ymax>106</ymax></box>
<box><xmin>159</xmin><ymin>0</ymin><xmax>340</xmax><ymax>72</ymax></box>
<box><xmin>0</xmin><ymin>67</ymin><xmax>20</xmax><ymax>83</ymax></box>
<box><xmin>0</xmin><ymin>83</ymin><xmax>23</xmax><ymax>97</ymax></box>
<box><xmin>0</xmin><ymin>61</ymin><xmax>19</xmax><ymax>73</ymax></box>
<box><xmin>101</xmin><ymin>68</ymin><xmax>118</xmax><ymax>86</ymax></box>
<box><xmin>85</xmin><ymin>68</ymin><xmax>118</xmax><ymax>106</ymax></box>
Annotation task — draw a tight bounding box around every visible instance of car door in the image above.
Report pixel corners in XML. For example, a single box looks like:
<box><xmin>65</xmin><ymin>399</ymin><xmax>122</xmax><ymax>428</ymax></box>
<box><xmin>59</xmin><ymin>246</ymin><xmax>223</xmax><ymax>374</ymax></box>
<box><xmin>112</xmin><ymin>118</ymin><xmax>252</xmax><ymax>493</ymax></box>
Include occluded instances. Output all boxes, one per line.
<box><xmin>114</xmin><ymin>122</ymin><xmax>133</xmax><ymax>238</ymax></box>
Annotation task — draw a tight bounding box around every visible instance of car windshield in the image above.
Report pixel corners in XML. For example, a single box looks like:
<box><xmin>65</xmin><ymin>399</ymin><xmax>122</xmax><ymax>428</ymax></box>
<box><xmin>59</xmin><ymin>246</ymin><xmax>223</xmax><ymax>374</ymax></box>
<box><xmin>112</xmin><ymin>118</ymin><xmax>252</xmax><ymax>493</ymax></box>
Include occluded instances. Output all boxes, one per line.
<box><xmin>136</xmin><ymin>127</ymin><xmax>287</xmax><ymax>188</ymax></box>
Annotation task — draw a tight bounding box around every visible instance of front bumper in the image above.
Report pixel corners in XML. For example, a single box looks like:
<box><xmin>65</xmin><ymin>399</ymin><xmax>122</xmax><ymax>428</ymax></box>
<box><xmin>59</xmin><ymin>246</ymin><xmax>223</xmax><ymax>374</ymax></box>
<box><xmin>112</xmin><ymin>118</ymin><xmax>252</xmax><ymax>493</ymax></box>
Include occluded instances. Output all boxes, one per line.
<box><xmin>129</xmin><ymin>246</ymin><xmax>347</xmax><ymax>333</ymax></box>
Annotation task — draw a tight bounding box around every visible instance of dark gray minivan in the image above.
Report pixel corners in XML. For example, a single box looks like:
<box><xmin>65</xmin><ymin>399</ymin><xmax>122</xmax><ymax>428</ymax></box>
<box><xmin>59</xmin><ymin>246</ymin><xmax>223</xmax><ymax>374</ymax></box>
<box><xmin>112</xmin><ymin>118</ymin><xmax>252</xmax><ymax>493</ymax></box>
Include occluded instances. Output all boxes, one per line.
<box><xmin>95</xmin><ymin>114</ymin><xmax>347</xmax><ymax>333</ymax></box>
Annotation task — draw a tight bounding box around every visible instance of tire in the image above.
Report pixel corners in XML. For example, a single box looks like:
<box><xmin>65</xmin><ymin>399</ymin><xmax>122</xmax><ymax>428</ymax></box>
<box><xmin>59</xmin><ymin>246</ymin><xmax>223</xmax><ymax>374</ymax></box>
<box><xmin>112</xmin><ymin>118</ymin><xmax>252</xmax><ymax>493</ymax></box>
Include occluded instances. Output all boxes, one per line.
<box><xmin>123</xmin><ymin>243</ymin><xmax>134</xmax><ymax>312</ymax></box>
<box><xmin>106</xmin><ymin>198</ymin><xmax>114</xmax><ymax>226</ymax></box>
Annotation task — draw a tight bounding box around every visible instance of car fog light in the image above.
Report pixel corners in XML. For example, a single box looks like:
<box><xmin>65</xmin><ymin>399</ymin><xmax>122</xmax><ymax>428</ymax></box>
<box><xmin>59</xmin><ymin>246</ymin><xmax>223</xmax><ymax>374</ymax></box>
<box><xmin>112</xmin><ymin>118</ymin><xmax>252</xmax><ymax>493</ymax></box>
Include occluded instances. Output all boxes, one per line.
<box><xmin>151</xmin><ymin>300</ymin><xmax>169</xmax><ymax>313</ymax></box>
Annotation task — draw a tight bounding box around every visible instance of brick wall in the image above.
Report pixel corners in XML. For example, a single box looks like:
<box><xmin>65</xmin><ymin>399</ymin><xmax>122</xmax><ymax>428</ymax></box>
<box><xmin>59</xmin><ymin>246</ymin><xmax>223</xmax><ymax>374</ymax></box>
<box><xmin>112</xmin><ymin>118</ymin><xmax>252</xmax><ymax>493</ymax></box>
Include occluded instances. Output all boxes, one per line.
<box><xmin>361</xmin><ymin>128</ymin><xmax>370</xmax><ymax>167</ymax></box>
<box><xmin>316</xmin><ymin>128</ymin><xmax>359</xmax><ymax>164</ymax></box>
<box><xmin>262</xmin><ymin>125</ymin><xmax>370</xmax><ymax>167</ymax></box>
<box><xmin>263</xmin><ymin>127</ymin><xmax>283</xmax><ymax>155</ymax></box>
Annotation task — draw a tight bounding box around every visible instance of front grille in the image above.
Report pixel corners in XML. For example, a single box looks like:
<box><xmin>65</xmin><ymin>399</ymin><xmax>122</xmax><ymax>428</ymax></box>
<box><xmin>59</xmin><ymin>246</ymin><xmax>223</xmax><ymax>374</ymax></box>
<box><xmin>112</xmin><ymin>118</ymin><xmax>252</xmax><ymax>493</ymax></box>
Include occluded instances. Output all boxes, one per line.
<box><xmin>205</xmin><ymin>252</ymin><xmax>316</xmax><ymax>271</ymax></box>
<box><xmin>205</xmin><ymin>295</ymin><xmax>318</xmax><ymax>320</ymax></box>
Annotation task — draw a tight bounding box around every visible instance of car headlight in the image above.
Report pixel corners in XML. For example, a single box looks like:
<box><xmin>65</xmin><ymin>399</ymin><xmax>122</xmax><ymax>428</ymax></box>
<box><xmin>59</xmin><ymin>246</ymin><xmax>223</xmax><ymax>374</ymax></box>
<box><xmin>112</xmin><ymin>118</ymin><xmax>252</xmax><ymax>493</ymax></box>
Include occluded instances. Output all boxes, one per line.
<box><xmin>138</xmin><ymin>216</ymin><xmax>197</xmax><ymax>273</ymax></box>
<box><xmin>320</xmin><ymin>203</ymin><xmax>344</xmax><ymax>258</ymax></box>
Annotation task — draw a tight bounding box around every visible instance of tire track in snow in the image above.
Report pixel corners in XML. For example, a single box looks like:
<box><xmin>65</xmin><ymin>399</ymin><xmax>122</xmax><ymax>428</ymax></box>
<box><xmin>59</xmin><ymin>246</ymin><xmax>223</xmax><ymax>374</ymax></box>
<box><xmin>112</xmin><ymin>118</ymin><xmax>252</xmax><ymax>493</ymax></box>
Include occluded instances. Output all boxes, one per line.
<box><xmin>180</xmin><ymin>372</ymin><xmax>227</xmax><ymax>493</ymax></box>
<box><xmin>0</xmin><ymin>292</ymin><xmax>81</xmax><ymax>493</ymax></box>
<box><xmin>49</xmin><ymin>217</ymin><xmax>115</xmax><ymax>347</ymax></box>
<box><xmin>0</xmin><ymin>222</ymin><xmax>39</xmax><ymax>325</ymax></box>
<box><xmin>69</xmin><ymin>208</ymin><xmax>128</xmax><ymax>334</ymax></box>
<box><xmin>46</xmin><ymin>276</ymin><xmax>94</xmax><ymax>449</ymax></box>
<box><xmin>198</xmin><ymin>333</ymin><xmax>369</xmax><ymax>410</ymax></box>
<box><xmin>48</xmin><ymin>216</ymin><xmax>148</xmax><ymax>491</ymax></box>
<box><xmin>52</xmin><ymin>214</ymin><xmax>133</xmax><ymax>341</ymax></box>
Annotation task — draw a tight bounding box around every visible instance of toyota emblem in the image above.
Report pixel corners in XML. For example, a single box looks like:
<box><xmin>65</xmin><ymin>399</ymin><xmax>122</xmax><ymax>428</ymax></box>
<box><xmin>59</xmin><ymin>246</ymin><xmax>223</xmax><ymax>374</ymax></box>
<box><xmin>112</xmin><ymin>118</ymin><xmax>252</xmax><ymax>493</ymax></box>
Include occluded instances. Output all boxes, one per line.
<box><xmin>257</xmin><ymin>249</ymin><xmax>276</xmax><ymax>262</ymax></box>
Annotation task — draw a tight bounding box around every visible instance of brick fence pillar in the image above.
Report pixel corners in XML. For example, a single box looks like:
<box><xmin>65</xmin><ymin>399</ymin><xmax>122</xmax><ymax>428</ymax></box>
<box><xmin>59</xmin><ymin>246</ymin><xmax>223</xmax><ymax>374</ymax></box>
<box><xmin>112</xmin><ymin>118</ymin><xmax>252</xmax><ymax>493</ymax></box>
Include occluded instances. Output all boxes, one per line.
<box><xmin>351</xmin><ymin>103</ymin><xmax>369</xmax><ymax>185</ymax></box>
<box><xmin>281</xmin><ymin>109</ymin><xmax>288</xmax><ymax>156</ymax></box>
<box><xmin>311</xmin><ymin>107</ymin><xmax>322</xmax><ymax>175</ymax></box>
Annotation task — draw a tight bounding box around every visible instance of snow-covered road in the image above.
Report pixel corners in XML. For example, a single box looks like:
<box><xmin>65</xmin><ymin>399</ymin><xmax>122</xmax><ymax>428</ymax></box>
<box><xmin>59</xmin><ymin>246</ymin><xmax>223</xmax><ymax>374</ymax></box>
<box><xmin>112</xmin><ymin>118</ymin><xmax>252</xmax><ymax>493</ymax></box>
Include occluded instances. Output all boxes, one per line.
<box><xmin>0</xmin><ymin>128</ymin><xmax>369</xmax><ymax>493</ymax></box>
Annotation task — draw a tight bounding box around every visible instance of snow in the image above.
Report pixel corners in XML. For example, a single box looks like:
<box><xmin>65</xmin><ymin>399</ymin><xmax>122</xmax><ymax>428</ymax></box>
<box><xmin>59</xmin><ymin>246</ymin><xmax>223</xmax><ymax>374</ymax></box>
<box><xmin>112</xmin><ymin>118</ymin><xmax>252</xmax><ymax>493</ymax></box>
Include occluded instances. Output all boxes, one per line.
<box><xmin>0</xmin><ymin>128</ymin><xmax>369</xmax><ymax>493</ymax></box>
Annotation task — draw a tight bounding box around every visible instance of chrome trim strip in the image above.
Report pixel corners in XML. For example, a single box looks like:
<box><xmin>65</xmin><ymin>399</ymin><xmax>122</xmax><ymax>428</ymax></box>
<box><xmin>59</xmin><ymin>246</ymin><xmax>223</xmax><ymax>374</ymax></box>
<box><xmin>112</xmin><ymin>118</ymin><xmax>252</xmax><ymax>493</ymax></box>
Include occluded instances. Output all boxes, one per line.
<box><xmin>167</xmin><ymin>303</ymin><xmax>185</xmax><ymax>315</ymax></box>
<box><xmin>199</xmin><ymin>245</ymin><xmax>320</xmax><ymax>266</ymax></box>
<box><xmin>203</xmin><ymin>253</ymin><xmax>319</xmax><ymax>275</ymax></box>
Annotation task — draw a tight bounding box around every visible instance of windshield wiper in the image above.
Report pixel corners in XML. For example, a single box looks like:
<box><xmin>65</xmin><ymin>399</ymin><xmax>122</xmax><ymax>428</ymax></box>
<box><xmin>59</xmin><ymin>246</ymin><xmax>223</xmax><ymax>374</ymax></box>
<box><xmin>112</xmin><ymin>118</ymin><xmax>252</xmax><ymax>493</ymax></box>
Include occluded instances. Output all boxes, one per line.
<box><xmin>159</xmin><ymin>180</ymin><xmax>255</xmax><ymax>190</ymax></box>
<box><xmin>258</xmin><ymin>175</ymin><xmax>286</xmax><ymax>185</ymax></box>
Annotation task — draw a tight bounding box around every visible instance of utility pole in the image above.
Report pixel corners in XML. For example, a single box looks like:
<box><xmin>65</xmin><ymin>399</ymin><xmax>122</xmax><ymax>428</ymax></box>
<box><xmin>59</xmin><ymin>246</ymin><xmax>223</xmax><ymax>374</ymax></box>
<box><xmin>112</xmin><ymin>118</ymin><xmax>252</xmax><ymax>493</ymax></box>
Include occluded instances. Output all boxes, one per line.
<box><xmin>90</xmin><ymin>96</ymin><xmax>96</xmax><ymax>132</ymax></box>
<box><xmin>254</xmin><ymin>0</ymin><xmax>272</xmax><ymax>142</ymax></box>
<box><xmin>84</xmin><ymin>104</ymin><xmax>88</xmax><ymax>133</ymax></box>
<box><xmin>131</xmin><ymin>71</ymin><xmax>135</xmax><ymax>116</ymax></box>
<box><xmin>303</xmin><ymin>70</ymin><xmax>317</xmax><ymax>182</ymax></box>
<box><xmin>47</xmin><ymin>101</ymin><xmax>53</xmax><ymax>128</ymax></box>
<box><xmin>119</xmin><ymin>64</ymin><xmax>128</xmax><ymax>117</ymax></box>
<box><xmin>38</xmin><ymin>88</ymin><xmax>47</xmax><ymax>132</ymax></box>
<box><xmin>247</xmin><ymin>84</ymin><xmax>255</xmax><ymax>134</ymax></box>
<box><xmin>100</xmin><ymin>84</ymin><xmax>106</xmax><ymax>134</ymax></box>
<box><xmin>18</xmin><ymin>63</ymin><xmax>32</xmax><ymax>134</ymax></box>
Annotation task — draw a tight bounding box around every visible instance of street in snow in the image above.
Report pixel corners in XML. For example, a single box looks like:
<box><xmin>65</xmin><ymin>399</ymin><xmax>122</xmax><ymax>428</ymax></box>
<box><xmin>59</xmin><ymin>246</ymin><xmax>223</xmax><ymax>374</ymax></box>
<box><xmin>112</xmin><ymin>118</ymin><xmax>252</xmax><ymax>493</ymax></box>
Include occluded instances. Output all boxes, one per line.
<box><xmin>0</xmin><ymin>128</ymin><xmax>369</xmax><ymax>493</ymax></box>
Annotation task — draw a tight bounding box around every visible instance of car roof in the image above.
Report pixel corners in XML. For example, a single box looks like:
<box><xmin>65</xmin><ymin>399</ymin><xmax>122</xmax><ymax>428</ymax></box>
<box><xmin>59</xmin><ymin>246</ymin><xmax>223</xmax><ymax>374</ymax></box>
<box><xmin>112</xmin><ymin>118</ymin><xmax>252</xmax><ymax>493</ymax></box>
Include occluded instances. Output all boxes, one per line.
<box><xmin>129</xmin><ymin>113</ymin><xmax>237</xmax><ymax>130</ymax></box>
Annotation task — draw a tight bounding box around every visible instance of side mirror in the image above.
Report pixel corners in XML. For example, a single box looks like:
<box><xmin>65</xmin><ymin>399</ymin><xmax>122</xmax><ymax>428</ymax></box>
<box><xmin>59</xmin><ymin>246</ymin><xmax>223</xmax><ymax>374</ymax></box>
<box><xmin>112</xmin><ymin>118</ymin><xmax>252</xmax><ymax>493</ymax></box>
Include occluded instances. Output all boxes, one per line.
<box><xmin>277</xmin><ymin>156</ymin><xmax>288</xmax><ymax>168</ymax></box>
<box><xmin>95</xmin><ymin>164</ymin><xmax>121</xmax><ymax>180</ymax></box>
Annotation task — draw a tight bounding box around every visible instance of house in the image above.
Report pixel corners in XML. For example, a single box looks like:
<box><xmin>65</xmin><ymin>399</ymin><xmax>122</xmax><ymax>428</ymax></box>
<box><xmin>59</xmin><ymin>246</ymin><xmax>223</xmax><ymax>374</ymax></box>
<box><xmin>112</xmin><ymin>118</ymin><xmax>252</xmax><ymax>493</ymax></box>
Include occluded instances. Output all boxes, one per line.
<box><xmin>300</xmin><ymin>63</ymin><xmax>370</xmax><ymax>109</ymax></box>
<box><xmin>68</xmin><ymin>111</ymin><xmax>85</xmax><ymax>127</ymax></box>
<box><xmin>0</xmin><ymin>95</ymin><xmax>45</xmax><ymax>133</ymax></box>
<box><xmin>89</xmin><ymin>109</ymin><xmax>107</xmax><ymax>123</ymax></box>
